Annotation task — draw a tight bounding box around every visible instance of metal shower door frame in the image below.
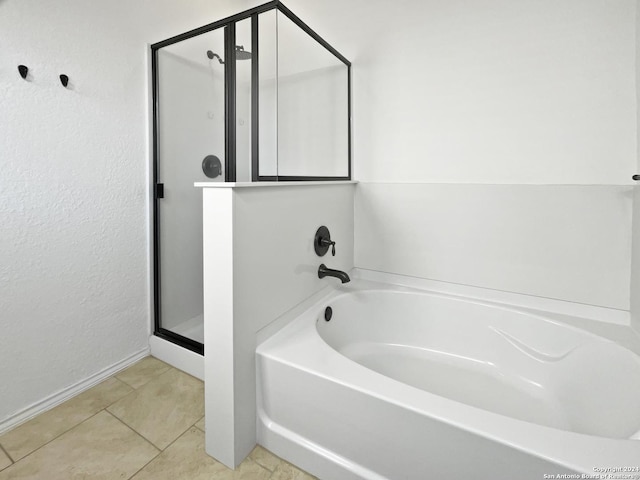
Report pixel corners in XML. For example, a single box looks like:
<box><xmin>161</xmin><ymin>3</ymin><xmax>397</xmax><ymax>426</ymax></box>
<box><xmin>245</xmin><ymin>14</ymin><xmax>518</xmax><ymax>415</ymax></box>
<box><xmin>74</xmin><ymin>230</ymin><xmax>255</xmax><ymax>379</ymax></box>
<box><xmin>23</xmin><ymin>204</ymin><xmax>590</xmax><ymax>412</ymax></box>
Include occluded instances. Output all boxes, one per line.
<box><xmin>150</xmin><ymin>1</ymin><xmax>351</xmax><ymax>354</ymax></box>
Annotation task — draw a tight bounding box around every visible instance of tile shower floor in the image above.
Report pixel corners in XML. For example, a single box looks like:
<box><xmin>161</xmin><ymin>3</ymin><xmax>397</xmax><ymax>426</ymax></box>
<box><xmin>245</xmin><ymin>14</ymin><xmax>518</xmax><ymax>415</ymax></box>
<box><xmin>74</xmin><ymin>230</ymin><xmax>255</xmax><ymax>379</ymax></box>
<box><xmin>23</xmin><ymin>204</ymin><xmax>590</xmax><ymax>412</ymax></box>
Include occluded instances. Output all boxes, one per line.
<box><xmin>0</xmin><ymin>356</ymin><xmax>316</xmax><ymax>480</ymax></box>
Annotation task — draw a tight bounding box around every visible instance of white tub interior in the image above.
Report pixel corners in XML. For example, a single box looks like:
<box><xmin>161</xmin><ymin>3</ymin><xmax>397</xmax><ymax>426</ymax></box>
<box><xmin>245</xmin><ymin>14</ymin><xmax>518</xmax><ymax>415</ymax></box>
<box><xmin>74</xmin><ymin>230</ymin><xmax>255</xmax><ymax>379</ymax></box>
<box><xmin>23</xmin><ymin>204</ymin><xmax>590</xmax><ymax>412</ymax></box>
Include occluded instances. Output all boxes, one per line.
<box><xmin>257</xmin><ymin>275</ymin><xmax>640</xmax><ymax>480</ymax></box>
<box><xmin>316</xmin><ymin>290</ymin><xmax>640</xmax><ymax>439</ymax></box>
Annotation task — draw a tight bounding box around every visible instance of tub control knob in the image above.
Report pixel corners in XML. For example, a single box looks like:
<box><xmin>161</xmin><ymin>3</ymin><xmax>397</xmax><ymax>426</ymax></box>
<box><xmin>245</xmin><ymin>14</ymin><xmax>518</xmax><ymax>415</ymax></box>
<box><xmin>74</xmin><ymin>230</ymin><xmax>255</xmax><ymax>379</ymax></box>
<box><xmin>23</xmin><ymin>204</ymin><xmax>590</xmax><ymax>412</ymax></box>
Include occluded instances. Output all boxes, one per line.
<box><xmin>314</xmin><ymin>226</ymin><xmax>336</xmax><ymax>257</ymax></box>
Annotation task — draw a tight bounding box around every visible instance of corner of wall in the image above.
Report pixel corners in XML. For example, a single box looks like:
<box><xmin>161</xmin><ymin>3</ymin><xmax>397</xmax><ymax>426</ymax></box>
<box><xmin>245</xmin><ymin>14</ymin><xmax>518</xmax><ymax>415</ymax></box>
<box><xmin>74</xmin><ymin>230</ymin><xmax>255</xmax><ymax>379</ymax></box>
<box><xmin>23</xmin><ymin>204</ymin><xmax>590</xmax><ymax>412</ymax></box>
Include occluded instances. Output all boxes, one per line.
<box><xmin>632</xmin><ymin>0</ymin><xmax>640</xmax><ymax>335</ymax></box>
<box><xmin>202</xmin><ymin>183</ymin><xmax>355</xmax><ymax>468</ymax></box>
<box><xmin>631</xmin><ymin>185</ymin><xmax>640</xmax><ymax>336</ymax></box>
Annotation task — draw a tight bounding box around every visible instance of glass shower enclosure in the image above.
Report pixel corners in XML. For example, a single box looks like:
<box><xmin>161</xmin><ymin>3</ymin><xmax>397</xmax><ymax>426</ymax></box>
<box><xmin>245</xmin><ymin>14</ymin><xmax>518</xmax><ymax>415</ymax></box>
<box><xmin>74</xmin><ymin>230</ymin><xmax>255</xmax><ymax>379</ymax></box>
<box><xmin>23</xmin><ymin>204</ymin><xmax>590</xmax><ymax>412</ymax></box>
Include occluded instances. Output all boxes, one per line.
<box><xmin>151</xmin><ymin>1</ymin><xmax>351</xmax><ymax>354</ymax></box>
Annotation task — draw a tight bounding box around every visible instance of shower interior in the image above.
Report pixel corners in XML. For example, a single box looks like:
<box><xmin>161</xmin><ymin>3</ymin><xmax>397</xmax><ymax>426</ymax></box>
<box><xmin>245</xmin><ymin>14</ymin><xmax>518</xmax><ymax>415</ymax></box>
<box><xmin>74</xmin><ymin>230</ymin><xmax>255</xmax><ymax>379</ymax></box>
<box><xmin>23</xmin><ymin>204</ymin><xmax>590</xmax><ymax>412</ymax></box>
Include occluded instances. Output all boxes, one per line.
<box><xmin>151</xmin><ymin>1</ymin><xmax>351</xmax><ymax>355</ymax></box>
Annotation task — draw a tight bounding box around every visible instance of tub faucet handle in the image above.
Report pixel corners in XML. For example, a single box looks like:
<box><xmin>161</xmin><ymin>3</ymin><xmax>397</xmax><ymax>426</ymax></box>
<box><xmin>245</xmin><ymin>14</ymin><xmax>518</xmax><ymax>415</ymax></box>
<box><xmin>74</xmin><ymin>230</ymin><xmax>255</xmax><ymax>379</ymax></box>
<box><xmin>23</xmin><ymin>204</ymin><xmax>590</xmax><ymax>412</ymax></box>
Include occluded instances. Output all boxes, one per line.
<box><xmin>321</xmin><ymin>238</ymin><xmax>336</xmax><ymax>256</ymax></box>
<box><xmin>314</xmin><ymin>226</ymin><xmax>336</xmax><ymax>257</ymax></box>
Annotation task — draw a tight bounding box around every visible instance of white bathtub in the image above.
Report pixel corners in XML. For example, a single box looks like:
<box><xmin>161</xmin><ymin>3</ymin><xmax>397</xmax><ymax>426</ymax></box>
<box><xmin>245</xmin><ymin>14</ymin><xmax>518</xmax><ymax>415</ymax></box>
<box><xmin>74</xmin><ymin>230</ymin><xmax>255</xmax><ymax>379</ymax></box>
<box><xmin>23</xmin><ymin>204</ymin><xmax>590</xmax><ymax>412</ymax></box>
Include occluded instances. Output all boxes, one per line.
<box><xmin>256</xmin><ymin>279</ymin><xmax>640</xmax><ymax>480</ymax></box>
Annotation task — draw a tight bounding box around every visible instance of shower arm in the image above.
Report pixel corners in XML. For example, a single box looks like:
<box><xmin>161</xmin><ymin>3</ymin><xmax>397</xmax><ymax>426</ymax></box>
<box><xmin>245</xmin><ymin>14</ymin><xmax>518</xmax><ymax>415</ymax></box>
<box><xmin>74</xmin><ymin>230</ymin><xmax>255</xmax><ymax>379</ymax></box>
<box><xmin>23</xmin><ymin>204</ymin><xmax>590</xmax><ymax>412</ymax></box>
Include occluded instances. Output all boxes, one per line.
<box><xmin>207</xmin><ymin>51</ymin><xmax>224</xmax><ymax>64</ymax></box>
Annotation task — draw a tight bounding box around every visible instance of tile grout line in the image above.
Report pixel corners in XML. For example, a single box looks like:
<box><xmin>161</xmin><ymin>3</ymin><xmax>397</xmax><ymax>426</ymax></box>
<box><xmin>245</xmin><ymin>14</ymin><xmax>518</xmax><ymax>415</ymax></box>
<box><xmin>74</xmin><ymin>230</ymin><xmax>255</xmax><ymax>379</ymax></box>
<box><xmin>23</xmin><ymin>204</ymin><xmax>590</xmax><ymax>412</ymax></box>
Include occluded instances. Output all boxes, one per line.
<box><xmin>0</xmin><ymin>377</ymin><xmax>135</xmax><ymax>467</ymax></box>
<box><xmin>106</xmin><ymin>367</ymin><xmax>201</xmax><ymax>448</ymax></box>
<box><xmin>120</xmin><ymin>421</ymin><xmax>203</xmax><ymax>480</ymax></box>
<box><xmin>192</xmin><ymin>415</ymin><xmax>204</xmax><ymax>432</ymax></box>
<box><xmin>1</xmin><ymin>409</ymin><xmax>106</xmax><ymax>469</ymax></box>
<box><xmin>0</xmin><ymin>442</ymin><xmax>14</xmax><ymax>464</ymax></box>
<box><xmin>111</xmin><ymin>375</ymin><xmax>141</xmax><ymax>391</ymax></box>
<box><xmin>0</xmin><ymin>366</ymin><xmax>166</xmax><ymax>474</ymax></box>
<box><xmin>103</xmin><ymin>410</ymin><xmax>162</xmax><ymax>454</ymax></box>
<box><xmin>1</xmin><ymin>365</ymin><xmax>197</xmax><ymax>478</ymax></box>
<box><xmin>126</xmin><ymin>453</ymin><xmax>159</xmax><ymax>480</ymax></box>
<box><xmin>156</xmin><ymin>422</ymin><xmax>202</xmax><ymax>453</ymax></box>
<box><xmin>114</xmin><ymin>365</ymin><xmax>173</xmax><ymax>390</ymax></box>
<box><xmin>107</xmin><ymin>367</ymin><xmax>204</xmax><ymax>450</ymax></box>
<box><xmin>102</xmin><ymin>410</ymin><xmax>163</xmax><ymax>480</ymax></box>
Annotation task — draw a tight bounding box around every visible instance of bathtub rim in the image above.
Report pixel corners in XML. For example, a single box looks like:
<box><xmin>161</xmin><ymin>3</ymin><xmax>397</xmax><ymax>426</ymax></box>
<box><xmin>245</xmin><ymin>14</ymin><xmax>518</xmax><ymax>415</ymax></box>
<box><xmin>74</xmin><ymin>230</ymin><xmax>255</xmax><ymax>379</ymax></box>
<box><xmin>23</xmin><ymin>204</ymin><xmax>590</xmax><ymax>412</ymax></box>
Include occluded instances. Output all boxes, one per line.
<box><xmin>256</xmin><ymin>274</ymin><xmax>640</xmax><ymax>476</ymax></box>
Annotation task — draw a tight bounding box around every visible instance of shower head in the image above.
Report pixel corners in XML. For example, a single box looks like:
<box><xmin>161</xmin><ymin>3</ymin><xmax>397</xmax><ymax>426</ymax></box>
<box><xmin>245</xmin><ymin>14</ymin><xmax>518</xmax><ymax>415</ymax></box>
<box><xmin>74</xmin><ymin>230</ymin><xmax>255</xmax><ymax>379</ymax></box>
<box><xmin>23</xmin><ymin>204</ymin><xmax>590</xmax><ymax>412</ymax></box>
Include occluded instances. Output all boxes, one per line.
<box><xmin>207</xmin><ymin>50</ymin><xmax>224</xmax><ymax>64</ymax></box>
<box><xmin>207</xmin><ymin>46</ymin><xmax>251</xmax><ymax>64</ymax></box>
<box><xmin>235</xmin><ymin>45</ymin><xmax>252</xmax><ymax>60</ymax></box>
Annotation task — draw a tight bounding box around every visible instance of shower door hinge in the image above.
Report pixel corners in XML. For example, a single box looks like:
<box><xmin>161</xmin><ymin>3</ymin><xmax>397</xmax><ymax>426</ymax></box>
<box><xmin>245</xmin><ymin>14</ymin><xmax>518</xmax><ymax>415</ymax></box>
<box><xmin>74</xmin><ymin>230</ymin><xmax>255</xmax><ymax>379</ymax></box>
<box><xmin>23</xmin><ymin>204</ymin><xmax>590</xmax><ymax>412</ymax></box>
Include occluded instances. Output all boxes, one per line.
<box><xmin>155</xmin><ymin>183</ymin><xmax>164</xmax><ymax>199</ymax></box>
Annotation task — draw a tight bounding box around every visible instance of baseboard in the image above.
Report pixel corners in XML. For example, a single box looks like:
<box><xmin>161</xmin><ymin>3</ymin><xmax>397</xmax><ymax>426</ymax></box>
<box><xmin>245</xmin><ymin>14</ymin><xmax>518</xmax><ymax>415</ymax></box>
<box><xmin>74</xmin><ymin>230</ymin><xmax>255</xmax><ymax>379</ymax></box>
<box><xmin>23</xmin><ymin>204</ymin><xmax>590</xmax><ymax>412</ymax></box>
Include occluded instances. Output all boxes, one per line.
<box><xmin>0</xmin><ymin>347</ymin><xmax>149</xmax><ymax>436</ymax></box>
<box><xmin>149</xmin><ymin>335</ymin><xmax>204</xmax><ymax>380</ymax></box>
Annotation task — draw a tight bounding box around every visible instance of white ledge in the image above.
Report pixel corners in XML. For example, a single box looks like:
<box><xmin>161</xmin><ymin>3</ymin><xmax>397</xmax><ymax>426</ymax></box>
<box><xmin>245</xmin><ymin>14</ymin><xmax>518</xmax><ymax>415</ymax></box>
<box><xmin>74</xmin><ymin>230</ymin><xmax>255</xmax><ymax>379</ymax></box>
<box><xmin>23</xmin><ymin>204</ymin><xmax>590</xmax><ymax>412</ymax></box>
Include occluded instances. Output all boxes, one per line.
<box><xmin>195</xmin><ymin>180</ymin><xmax>357</xmax><ymax>188</ymax></box>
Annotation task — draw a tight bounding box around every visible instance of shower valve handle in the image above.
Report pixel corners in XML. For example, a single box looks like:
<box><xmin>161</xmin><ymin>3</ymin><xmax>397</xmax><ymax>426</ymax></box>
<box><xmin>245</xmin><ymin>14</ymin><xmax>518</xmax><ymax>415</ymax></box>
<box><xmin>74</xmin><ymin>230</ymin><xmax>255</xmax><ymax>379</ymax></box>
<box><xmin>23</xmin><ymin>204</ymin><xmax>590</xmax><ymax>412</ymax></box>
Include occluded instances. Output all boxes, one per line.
<box><xmin>314</xmin><ymin>226</ymin><xmax>336</xmax><ymax>257</ymax></box>
<box><xmin>320</xmin><ymin>238</ymin><xmax>336</xmax><ymax>256</ymax></box>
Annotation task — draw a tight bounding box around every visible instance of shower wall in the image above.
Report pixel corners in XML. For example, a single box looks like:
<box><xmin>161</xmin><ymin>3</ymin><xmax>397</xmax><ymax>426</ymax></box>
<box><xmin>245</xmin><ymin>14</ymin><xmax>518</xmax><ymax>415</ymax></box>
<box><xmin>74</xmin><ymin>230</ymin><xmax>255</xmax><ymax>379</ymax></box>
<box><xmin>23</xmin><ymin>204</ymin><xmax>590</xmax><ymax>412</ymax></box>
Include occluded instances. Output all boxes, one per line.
<box><xmin>277</xmin><ymin>66</ymin><xmax>348</xmax><ymax>177</ymax></box>
<box><xmin>269</xmin><ymin>0</ymin><xmax>637</xmax><ymax>314</ymax></box>
<box><xmin>355</xmin><ymin>0</ymin><xmax>636</xmax><ymax>313</ymax></box>
<box><xmin>157</xmin><ymin>50</ymin><xmax>225</xmax><ymax>333</ymax></box>
<box><xmin>356</xmin><ymin>184</ymin><xmax>631</xmax><ymax>310</ymax></box>
<box><xmin>252</xmin><ymin>8</ymin><xmax>349</xmax><ymax>178</ymax></box>
<box><xmin>257</xmin><ymin>66</ymin><xmax>347</xmax><ymax>177</ymax></box>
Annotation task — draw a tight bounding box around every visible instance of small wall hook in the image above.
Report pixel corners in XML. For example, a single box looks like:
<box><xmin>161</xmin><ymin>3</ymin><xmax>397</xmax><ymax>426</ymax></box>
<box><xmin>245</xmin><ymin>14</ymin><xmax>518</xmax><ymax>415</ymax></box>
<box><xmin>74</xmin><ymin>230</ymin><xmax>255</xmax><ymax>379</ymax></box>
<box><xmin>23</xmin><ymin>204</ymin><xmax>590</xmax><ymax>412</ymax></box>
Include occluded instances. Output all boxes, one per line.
<box><xmin>59</xmin><ymin>74</ymin><xmax>69</xmax><ymax>87</ymax></box>
<box><xmin>18</xmin><ymin>65</ymin><xmax>28</xmax><ymax>79</ymax></box>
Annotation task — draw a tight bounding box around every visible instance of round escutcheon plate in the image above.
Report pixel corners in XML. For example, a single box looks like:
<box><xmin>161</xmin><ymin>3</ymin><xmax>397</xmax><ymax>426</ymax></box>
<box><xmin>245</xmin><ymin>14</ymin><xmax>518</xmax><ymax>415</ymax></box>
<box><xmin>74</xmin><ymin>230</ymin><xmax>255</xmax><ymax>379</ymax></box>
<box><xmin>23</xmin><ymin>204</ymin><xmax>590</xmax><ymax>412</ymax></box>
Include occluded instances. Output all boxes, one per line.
<box><xmin>202</xmin><ymin>155</ymin><xmax>222</xmax><ymax>179</ymax></box>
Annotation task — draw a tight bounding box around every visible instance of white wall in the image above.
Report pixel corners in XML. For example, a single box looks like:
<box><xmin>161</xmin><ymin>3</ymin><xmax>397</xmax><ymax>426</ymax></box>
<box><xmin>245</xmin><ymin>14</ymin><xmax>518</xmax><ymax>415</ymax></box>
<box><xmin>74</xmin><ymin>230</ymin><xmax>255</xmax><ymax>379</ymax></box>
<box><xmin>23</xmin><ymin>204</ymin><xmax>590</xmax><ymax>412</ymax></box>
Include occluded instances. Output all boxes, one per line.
<box><xmin>3</xmin><ymin>0</ymin><xmax>638</xmax><ymax>442</ymax></box>
<box><xmin>256</xmin><ymin>8</ymin><xmax>349</xmax><ymax>179</ymax></box>
<box><xmin>631</xmin><ymin>0</ymin><xmax>640</xmax><ymax>334</ymax></box>
<box><xmin>263</xmin><ymin>0</ymin><xmax>638</xmax><ymax>310</ymax></box>
<box><xmin>276</xmin><ymin>66</ymin><xmax>349</xmax><ymax>177</ymax></box>
<box><xmin>631</xmin><ymin>188</ymin><xmax>640</xmax><ymax>332</ymax></box>
<box><xmin>202</xmin><ymin>183</ymin><xmax>355</xmax><ymax>467</ymax></box>
<box><xmin>352</xmin><ymin>0</ymin><xmax>636</xmax><ymax>185</ymax></box>
<box><xmin>0</xmin><ymin>0</ymin><xmax>248</xmax><ymax>428</ymax></box>
<box><xmin>356</xmin><ymin>184</ymin><xmax>632</xmax><ymax>309</ymax></box>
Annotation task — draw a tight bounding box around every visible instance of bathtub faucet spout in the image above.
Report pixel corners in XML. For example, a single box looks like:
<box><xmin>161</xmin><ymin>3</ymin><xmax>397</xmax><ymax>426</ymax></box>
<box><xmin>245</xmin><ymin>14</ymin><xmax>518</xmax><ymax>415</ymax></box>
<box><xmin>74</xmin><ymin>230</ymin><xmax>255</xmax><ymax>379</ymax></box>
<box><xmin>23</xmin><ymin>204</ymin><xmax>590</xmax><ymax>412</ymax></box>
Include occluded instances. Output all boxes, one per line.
<box><xmin>318</xmin><ymin>264</ymin><xmax>351</xmax><ymax>284</ymax></box>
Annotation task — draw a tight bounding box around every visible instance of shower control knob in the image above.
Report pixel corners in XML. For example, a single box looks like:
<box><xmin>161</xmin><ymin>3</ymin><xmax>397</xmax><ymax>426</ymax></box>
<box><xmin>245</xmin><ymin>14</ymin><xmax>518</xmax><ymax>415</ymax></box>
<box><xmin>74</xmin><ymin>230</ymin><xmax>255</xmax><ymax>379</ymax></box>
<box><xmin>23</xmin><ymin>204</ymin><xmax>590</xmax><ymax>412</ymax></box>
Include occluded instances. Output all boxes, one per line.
<box><xmin>321</xmin><ymin>238</ymin><xmax>336</xmax><ymax>256</ymax></box>
<box><xmin>314</xmin><ymin>226</ymin><xmax>336</xmax><ymax>257</ymax></box>
<box><xmin>633</xmin><ymin>175</ymin><xmax>640</xmax><ymax>181</ymax></box>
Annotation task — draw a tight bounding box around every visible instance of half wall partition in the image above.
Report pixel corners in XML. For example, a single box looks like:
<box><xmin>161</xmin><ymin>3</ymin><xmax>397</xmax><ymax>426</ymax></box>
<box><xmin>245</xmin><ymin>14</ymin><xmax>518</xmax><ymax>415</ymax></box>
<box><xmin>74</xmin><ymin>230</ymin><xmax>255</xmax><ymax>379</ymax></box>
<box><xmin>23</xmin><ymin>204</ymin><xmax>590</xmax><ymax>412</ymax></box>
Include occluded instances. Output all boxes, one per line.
<box><xmin>150</xmin><ymin>1</ymin><xmax>351</xmax><ymax>353</ymax></box>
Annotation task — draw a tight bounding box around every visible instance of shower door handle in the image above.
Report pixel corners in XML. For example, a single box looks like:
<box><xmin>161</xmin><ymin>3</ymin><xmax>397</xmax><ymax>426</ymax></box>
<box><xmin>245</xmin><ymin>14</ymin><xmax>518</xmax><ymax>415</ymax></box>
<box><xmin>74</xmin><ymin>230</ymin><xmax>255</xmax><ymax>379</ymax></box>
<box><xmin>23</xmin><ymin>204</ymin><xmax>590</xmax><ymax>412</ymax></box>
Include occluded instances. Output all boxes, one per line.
<box><xmin>155</xmin><ymin>183</ymin><xmax>164</xmax><ymax>199</ymax></box>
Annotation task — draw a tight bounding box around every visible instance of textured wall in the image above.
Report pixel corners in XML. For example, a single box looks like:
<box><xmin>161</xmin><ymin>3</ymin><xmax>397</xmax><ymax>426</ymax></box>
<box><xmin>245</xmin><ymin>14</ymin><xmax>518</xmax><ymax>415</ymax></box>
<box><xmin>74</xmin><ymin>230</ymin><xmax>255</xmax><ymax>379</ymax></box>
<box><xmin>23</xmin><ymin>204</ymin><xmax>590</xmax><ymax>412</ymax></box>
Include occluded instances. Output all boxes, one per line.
<box><xmin>0</xmin><ymin>0</ymin><xmax>247</xmax><ymax>425</ymax></box>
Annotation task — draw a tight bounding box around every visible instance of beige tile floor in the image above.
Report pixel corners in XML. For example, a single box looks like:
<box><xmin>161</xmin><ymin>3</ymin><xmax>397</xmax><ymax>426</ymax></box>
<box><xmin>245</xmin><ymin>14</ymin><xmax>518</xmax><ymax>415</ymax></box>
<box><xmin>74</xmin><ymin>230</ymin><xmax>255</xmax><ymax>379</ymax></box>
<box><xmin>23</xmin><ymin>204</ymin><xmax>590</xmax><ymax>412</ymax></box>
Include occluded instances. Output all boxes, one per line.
<box><xmin>0</xmin><ymin>356</ymin><xmax>316</xmax><ymax>480</ymax></box>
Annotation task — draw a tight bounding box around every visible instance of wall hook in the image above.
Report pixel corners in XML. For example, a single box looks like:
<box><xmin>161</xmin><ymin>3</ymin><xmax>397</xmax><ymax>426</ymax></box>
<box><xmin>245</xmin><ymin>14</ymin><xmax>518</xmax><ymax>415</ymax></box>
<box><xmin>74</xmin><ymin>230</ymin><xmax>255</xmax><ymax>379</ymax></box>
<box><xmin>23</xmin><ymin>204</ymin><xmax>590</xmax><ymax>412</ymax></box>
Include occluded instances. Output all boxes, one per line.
<box><xmin>59</xmin><ymin>74</ymin><xmax>69</xmax><ymax>88</ymax></box>
<box><xmin>18</xmin><ymin>65</ymin><xmax>28</xmax><ymax>79</ymax></box>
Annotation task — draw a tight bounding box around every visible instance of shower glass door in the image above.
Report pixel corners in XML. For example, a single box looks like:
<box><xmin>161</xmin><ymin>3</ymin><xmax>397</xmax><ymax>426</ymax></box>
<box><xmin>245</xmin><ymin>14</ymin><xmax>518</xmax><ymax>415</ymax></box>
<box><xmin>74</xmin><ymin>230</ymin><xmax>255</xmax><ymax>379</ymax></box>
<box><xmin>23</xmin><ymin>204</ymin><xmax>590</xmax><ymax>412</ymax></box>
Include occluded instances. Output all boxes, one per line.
<box><xmin>153</xmin><ymin>27</ymin><xmax>227</xmax><ymax>352</ymax></box>
<box><xmin>151</xmin><ymin>1</ymin><xmax>350</xmax><ymax>355</ymax></box>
